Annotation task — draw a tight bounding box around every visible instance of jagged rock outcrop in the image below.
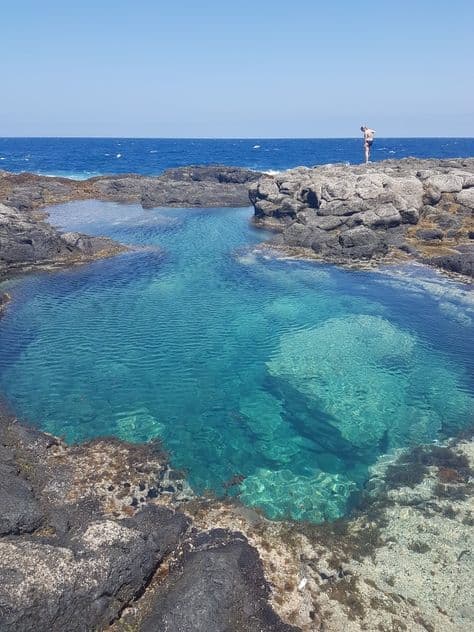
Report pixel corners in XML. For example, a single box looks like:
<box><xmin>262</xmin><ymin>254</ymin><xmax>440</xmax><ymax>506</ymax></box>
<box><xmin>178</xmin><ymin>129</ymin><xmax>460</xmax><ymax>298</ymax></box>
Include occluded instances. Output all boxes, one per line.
<box><xmin>0</xmin><ymin>166</ymin><xmax>261</xmax><ymax>212</ymax></box>
<box><xmin>0</xmin><ymin>166</ymin><xmax>261</xmax><ymax>278</ymax></box>
<box><xmin>140</xmin><ymin>529</ymin><xmax>299</xmax><ymax>632</ymax></box>
<box><xmin>0</xmin><ymin>202</ymin><xmax>126</xmax><ymax>278</ymax></box>
<box><xmin>0</xmin><ymin>411</ymin><xmax>299</xmax><ymax>632</ymax></box>
<box><xmin>0</xmin><ymin>507</ymin><xmax>188</xmax><ymax>632</ymax></box>
<box><xmin>249</xmin><ymin>158</ymin><xmax>474</xmax><ymax>278</ymax></box>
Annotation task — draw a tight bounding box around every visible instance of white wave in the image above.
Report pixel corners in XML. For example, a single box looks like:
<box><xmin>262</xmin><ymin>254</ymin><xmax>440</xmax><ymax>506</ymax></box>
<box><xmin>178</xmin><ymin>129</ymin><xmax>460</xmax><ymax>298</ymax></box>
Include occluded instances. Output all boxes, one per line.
<box><xmin>237</xmin><ymin>254</ymin><xmax>258</xmax><ymax>266</ymax></box>
<box><xmin>116</xmin><ymin>153</ymin><xmax>122</xmax><ymax>158</ymax></box>
<box><xmin>39</xmin><ymin>171</ymin><xmax>99</xmax><ymax>181</ymax></box>
<box><xmin>150</xmin><ymin>150</ymin><xmax>158</xmax><ymax>153</ymax></box>
<box><xmin>374</xmin><ymin>264</ymin><xmax>474</xmax><ymax>323</ymax></box>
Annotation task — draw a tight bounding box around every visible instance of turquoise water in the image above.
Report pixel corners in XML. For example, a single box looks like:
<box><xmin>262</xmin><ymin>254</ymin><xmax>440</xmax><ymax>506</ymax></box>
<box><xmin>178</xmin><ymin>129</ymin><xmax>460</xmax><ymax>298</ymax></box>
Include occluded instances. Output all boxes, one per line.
<box><xmin>1</xmin><ymin>201</ymin><xmax>473</xmax><ymax>521</ymax></box>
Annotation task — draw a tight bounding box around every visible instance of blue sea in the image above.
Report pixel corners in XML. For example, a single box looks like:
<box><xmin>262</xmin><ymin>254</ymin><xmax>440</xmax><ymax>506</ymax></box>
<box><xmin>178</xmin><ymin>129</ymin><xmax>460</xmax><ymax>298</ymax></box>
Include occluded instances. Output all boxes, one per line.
<box><xmin>1</xmin><ymin>137</ymin><xmax>474</xmax><ymax>178</ymax></box>
<box><xmin>0</xmin><ymin>138</ymin><xmax>473</xmax><ymax>522</ymax></box>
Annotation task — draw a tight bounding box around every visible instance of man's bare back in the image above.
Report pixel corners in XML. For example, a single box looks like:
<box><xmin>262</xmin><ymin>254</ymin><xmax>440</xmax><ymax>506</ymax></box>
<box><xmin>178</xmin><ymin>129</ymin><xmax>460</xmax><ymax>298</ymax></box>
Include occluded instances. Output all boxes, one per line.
<box><xmin>360</xmin><ymin>125</ymin><xmax>375</xmax><ymax>163</ymax></box>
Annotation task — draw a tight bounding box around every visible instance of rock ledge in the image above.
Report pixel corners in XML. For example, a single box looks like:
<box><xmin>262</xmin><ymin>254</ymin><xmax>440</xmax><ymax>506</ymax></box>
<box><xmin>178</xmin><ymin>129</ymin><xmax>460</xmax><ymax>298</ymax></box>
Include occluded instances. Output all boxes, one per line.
<box><xmin>250</xmin><ymin>158</ymin><xmax>474</xmax><ymax>278</ymax></box>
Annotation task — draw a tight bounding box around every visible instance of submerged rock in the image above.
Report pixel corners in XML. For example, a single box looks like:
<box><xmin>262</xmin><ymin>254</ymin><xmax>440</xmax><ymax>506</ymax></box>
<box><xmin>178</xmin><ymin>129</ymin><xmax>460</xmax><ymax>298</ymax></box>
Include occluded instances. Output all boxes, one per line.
<box><xmin>239</xmin><ymin>467</ymin><xmax>357</xmax><ymax>523</ymax></box>
<box><xmin>267</xmin><ymin>314</ymin><xmax>474</xmax><ymax>451</ymax></box>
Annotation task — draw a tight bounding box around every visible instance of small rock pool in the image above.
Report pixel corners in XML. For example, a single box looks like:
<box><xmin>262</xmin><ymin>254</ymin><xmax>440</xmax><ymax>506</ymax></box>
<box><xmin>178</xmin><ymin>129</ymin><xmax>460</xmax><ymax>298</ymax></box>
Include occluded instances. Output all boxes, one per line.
<box><xmin>1</xmin><ymin>201</ymin><xmax>473</xmax><ymax>521</ymax></box>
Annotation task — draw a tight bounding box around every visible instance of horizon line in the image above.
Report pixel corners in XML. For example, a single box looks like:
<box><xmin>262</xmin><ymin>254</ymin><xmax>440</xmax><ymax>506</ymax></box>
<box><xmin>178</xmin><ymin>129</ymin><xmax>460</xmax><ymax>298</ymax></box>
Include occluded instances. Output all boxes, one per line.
<box><xmin>1</xmin><ymin>136</ymin><xmax>473</xmax><ymax>141</ymax></box>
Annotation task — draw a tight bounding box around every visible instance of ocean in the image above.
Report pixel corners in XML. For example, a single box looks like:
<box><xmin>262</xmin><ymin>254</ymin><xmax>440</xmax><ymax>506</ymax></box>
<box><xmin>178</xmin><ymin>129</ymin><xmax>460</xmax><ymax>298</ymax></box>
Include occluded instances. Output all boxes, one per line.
<box><xmin>1</xmin><ymin>137</ymin><xmax>474</xmax><ymax>179</ymax></box>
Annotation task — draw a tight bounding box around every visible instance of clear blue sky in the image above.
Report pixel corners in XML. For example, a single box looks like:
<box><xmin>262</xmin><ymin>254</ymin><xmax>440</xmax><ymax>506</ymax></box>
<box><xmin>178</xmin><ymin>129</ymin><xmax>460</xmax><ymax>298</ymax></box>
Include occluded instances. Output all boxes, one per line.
<box><xmin>1</xmin><ymin>0</ymin><xmax>473</xmax><ymax>137</ymax></box>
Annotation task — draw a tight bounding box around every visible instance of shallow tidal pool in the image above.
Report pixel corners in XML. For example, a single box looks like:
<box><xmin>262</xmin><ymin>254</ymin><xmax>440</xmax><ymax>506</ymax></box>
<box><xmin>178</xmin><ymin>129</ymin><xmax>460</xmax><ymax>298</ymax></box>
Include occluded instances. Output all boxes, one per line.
<box><xmin>1</xmin><ymin>201</ymin><xmax>473</xmax><ymax>521</ymax></box>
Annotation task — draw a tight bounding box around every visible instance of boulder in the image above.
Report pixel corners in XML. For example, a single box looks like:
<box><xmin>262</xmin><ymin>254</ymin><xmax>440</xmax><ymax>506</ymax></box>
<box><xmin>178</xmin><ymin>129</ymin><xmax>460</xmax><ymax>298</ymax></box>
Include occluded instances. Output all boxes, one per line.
<box><xmin>339</xmin><ymin>226</ymin><xmax>388</xmax><ymax>258</ymax></box>
<box><xmin>360</xmin><ymin>205</ymin><xmax>402</xmax><ymax>229</ymax></box>
<box><xmin>384</xmin><ymin>176</ymin><xmax>424</xmax><ymax>209</ymax></box>
<box><xmin>456</xmin><ymin>188</ymin><xmax>474</xmax><ymax>207</ymax></box>
<box><xmin>299</xmin><ymin>210</ymin><xmax>343</xmax><ymax>231</ymax></box>
<box><xmin>399</xmin><ymin>207</ymin><xmax>420</xmax><ymax>224</ymax></box>
<box><xmin>0</xmin><ymin>506</ymin><xmax>189</xmax><ymax>632</ymax></box>
<box><xmin>317</xmin><ymin>200</ymin><xmax>364</xmax><ymax>217</ymax></box>
<box><xmin>428</xmin><ymin>245</ymin><xmax>474</xmax><ymax>277</ymax></box>
<box><xmin>139</xmin><ymin>530</ymin><xmax>299</xmax><ymax>632</ymax></box>
<box><xmin>321</xmin><ymin>178</ymin><xmax>355</xmax><ymax>201</ymax></box>
<box><xmin>284</xmin><ymin>223</ymin><xmax>321</xmax><ymax>249</ymax></box>
<box><xmin>416</xmin><ymin>228</ymin><xmax>444</xmax><ymax>241</ymax></box>
<box><xmin>426</xmin><ymin>174</ymin><xmax>464</xmax><ymax>193</ymax></box>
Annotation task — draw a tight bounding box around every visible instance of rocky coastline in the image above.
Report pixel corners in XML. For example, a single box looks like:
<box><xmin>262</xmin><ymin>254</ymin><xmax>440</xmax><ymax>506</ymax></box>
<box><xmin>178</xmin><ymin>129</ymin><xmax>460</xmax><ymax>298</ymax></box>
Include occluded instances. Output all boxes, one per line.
<box><xmin>1</xmin><ymin>402</ymin><xmax>472</xmax><ymax>632</ymax></box>
<box><xmin>1</xmin><ymin>160</ymin><xmax>473</xmax><ymax>631</ymax></box>
<box><xmin>0</xmin><ymin>165</ymin><xmax>261</xmax><ymax>279</ymax></box>
<box><xmin>249</xmin><ymin>158</ymin><xmax>474</xmax><ymax>280</ymax></box>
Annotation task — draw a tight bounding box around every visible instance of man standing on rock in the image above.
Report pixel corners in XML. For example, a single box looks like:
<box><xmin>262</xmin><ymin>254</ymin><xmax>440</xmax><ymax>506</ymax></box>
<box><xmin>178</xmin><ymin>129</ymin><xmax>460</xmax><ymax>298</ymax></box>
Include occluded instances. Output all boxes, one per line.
<box><xmin>361</xmin><ymin>125</ymin><xmax>375</xmax><ymax>163</ymax></box>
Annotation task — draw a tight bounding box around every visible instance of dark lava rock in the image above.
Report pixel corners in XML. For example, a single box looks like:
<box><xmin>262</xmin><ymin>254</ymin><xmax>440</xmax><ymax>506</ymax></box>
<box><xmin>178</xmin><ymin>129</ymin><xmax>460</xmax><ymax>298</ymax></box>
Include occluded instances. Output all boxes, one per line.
<box><xmin>427</xmin><ymin>244</ymin><xmax>474</xmax><ymax>277</ymax></box>
<box><xmin>0</xmin><ymin>447</ymin><xmax>43</xmax><ymax>536</ymax></box>
<box><xmin>140</xmin><ymin>529</ymin><xmax>300</xmax><ymax>632</ymax></box>
<box><xmin>339</xmin><ymin>226</ymin><xmax>388</xmax><ymax>259</ymax></box>
<box><xmin>399</xmin><ymin>207</ymin><xmax>420</xmax><ymax>224</ymax></box>
<box><xmin>0</xmin><ymin>202</ymin><xmax>125</xmax><ymax>279</ymax></box>
<box><xmin>0</xmin><ymin>166</ymin><xmax>262</xmax><ymax>278</ymax></box>
<box><xmin>416</xmin><ymin>228</ymin><xmax>444</xmax><ymax>241</ymax></box>
<box><xmin>139</xmin><ymin>169</ymin><xmax>255</xmax><ymax>208</ymax></box>
<box><xmin>0</xmin><ymin>506</ymin><xmax>189</xmax><ymax>632</ymax></box>
<box><xmin>0</xmin><ymin>410</ymin><xmax>193</xmax><ymax>632</ymax></box>
<box><xmin>160</xmin><ymin>165</ymin><xmax>260</xmax><ymax>185</ymax></box>
<box><xmin>0</xmin><ymin>412</ymin><xmax>295</xmax><ymax>632</ymax></box>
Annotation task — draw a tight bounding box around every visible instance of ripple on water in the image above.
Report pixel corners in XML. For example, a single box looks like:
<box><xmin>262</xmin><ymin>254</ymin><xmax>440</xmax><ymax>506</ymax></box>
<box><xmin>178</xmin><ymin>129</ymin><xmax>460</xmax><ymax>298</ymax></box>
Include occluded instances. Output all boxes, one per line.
<box><xmin>0</xmin><ymin>201</ymin><xmax>473</xmax><ymax>522</ymax></box>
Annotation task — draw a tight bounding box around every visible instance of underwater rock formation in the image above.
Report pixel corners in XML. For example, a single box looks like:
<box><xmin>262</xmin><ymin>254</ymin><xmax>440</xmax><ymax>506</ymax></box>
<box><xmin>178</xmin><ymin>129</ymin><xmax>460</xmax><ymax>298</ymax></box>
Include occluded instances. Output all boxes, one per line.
<box><xmin>267</xmin><ymin>314</ymin><xmax>474</xmax><ymax>451</ymax></box>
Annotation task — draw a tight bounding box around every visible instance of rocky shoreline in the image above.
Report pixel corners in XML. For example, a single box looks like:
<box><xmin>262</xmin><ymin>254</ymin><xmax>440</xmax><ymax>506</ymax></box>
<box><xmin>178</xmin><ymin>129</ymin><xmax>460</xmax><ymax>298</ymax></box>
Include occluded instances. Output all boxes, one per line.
<box><xmin>249</xmin><ymin>158</ymin><xmax>474</xmax><ymax>280</ymax></box>
<box><xmin>0</xmin><ymin>406</ymin><xmax>298</xmax><ymax>632</ymax></box>
<box><xmin>1</xmin><ymin>159</ymin><xmax>473</xmax><ymax>281</ymax></box>
<box><xmin>1</xmin><ymin>403</ymin><xmax>472</xmax><ymax>632</ymax></box>
<box><xmin>0</xmin><ymin>159</ymin><xmax>473</xmax><ymax>631</ymax></box>
<box><xmin>0</xmin><ymin>165</ymin><xmax>261</xmax><ymax>279</ymax></box>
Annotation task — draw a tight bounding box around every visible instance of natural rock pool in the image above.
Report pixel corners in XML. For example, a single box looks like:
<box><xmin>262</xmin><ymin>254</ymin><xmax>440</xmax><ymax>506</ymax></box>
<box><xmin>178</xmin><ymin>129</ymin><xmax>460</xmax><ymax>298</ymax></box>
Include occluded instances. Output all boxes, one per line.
<box><xmin>1</xmin><ymin>201</ymin><xmax>473</xmax><ymax>521</ymax></box>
